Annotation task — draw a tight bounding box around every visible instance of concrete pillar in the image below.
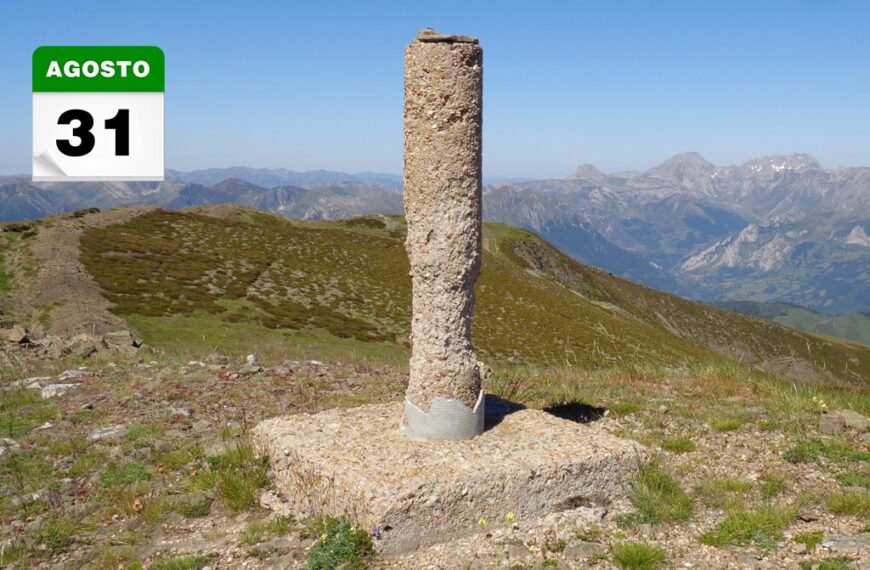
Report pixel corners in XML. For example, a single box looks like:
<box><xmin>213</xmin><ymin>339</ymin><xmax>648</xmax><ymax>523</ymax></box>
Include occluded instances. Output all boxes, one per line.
<box><xmin>402</xmin><ymin>29</ymin><xmax>484</xmax><ymax>440</ymax></box>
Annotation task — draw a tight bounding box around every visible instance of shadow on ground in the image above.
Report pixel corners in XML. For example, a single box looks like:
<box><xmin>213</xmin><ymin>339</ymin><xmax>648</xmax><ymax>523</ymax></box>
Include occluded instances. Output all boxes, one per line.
<box><xmin>543</xmin><ymin>401</ymin><xmax>607</xmax><ymax>424</ymax></box>
<box><xmin>484</xmin><ymin>396</ymin><xmax>607</xmax><ymax>431</ymax></box>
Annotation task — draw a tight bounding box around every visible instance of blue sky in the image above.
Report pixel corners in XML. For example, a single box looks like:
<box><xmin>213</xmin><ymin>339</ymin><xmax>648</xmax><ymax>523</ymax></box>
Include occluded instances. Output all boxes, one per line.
<box><xmin>4</xmin><ymin>1</ymin><xmax>870</xmax><ymax>177</ymax></box>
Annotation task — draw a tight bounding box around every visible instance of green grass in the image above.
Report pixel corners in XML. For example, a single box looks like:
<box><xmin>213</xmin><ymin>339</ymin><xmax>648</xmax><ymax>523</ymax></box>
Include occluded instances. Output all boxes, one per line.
<box><xmin>699</xmin><ymin>505</ymin><xmax>798</xmax><ymax>548</ymax></box>
<box><xmin>711</xmin><ymin>415</ymin><xmax>748</xmax><ymax>432</ymax></box>
<box><xmin>714</xmin><ymin>300</ymin><xmax>870</xmax><ymax>346</ymax></box>
<box><xmin>29</xmin><ymin>515</ymin><xmax>77</xmax><ymax>556</ymax></box>
<box><xmin>176</xmin><ymin>496</ymin><xmax>213</xmax><ymax>518</ymax></box>
<box><xmin>660</xmin><ymin>436</ymin><xmax>696</xmax><ymax>453</ymax></box>
<box><xmin>148</xmin><ymin>554</ymin><xmax>213</xmax><ymax>570</ymax></box>
<box><xmin>695</xmin><ymin>478</ymin><xmax>753</xmax><ymax>509</ymax></box>
<box><xmin>302</xmin><ymin>517</ymin><xmax>375</xmax><ymax>570</ymax></box>
<box><xmin>609</xmin><ymin>401</ymin><xmax>641</xmax><ymax>417</ymax></box>
<box><xmin>543</xmin><ymin>537</ymin><xmax>566</xmax><ymax>554</ymax></box>
<box><xmin>799</xmin><ymin>558</ymin><xmax>854</xmax><ymax>570</ymax></box>
<box><xmin>126</xmin><ymin>424</ymin><xmax>160</xmax><ymax>442</ymax></box>
<box><xmin>627</xmin><ymin>460</ymin><xmax>693</xmax><ymax>524</ymax></box>
<box><xmin>611</xmin><ymin>542</ymin><xmax>666</xmax><ymax>570</ymax></box>
<box><xmin>0</xmin><ymin>230</ymin><xmax>23</xmax><ymax>294</ymax></box>
<box><xmin>827</xmin><ymin>490</ymin><xmax>870</xmax><ymax>519</ymax></box>
<box><xmin>836</xmin><ymin>471</ymin><xmax>870</xmax><ymax>489</ymax></box>
<box><xmin>0</xmin><ymin>388</ymin><xmax>44</xmax><ymax>437</ymax></box>
<box><xmin>128</xmin><ymin>313</ymin><xmax>409</xmax><ymax>368</ymax></box>
<box><xmin>0</xmin><ymin>450</ymin><xmax>56</xmax><ymax>517</ymax></box>
<box><xmin>241</xmin><ymin>517</ymin><xmax>293</xmax><ymax>546</ymax></box>
<box><xmin>783</xmin><ymin>439</ymin><xmax>870</xmax><ymax>464</ymax></box>
<box><xmin>154</xmin><ymin>449</ymin><xmax>194</xmax><ymax>472</ymax></box>
<box><xmin>99</xmin><ymin>462</ymin><xmax>151</xmax><ymax>487</ymax></box>
<box><xmin>759</xmin><ymin>474</ymin><xmax>790</xmax><ymax>499</ymax></box>
<box><xmin>793</xmin><ymin>531</ymin><xmax>824</xmax><ymax>551</ymax></box>
<box><xmin>202</xmin><ymin>443</ymin><xmax>271</xmax><ymax>512</ymax></box>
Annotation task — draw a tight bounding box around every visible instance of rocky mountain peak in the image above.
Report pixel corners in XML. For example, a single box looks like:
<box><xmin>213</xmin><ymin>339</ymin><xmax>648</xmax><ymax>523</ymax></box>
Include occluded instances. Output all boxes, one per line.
<box><xmin>211</xmin><ymin>177</ymin><xmax>265</xmax><ymax>192</ymax></box>
<box><xmin>569</xmin><ymin>163</ymin><xmax>606</xmax><ymax>181</ymax></box>
<box><xmin>644</xmin><ymin>152</ymin><xmax>716</xmax><ymax>184</ymax></box>
<box><xmin>742</xmin><ymin>153</ymin><xmax>821</xmax><ymax>175</ymax></box>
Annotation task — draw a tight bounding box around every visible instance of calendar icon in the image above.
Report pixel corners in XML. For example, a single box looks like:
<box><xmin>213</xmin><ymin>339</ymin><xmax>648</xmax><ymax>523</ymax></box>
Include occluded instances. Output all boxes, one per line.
<box><xmin>32</xmin><ymin>46</ymin><xmax>164</xmax><ymax>181</ymax></box>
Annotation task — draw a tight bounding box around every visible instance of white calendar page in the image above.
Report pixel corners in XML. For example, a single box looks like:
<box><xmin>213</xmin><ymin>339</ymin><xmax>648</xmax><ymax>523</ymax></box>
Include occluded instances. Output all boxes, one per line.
<box><xmin>32</xmin><ymin>46</ymin><xmax>164</xmax><ymax>182</ymax></box>
<box><xmin>33</xmin><ymin>92</ymin><xmax>163</xmax><ymax>181</ymax></box>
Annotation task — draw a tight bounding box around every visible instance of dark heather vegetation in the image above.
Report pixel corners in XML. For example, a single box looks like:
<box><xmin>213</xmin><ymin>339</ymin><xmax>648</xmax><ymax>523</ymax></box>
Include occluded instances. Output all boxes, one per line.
<box><xmin>77</xmin><ymin>207</ymin><xmax>868</xmax><ymax>385</ymax></box>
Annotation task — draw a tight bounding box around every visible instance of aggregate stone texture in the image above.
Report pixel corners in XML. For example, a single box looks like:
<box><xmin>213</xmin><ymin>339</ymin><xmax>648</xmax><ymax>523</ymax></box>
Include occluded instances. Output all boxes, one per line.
<box><xmin>251</xmin><ymin>402</ymin><xmax>646</xmax><ymax>555</ymax></box>
<box><xmin>403</xmin><ymin>30</ymin><xmax>484</xmax><ymax>416</ymax></box>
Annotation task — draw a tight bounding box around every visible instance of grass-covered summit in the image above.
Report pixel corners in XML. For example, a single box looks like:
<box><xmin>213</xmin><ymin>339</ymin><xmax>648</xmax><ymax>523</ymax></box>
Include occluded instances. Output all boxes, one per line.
<box><xmin>77</xmin><ymin>206</ymin><xmax>868</xmax><ymax>386</ymax></box>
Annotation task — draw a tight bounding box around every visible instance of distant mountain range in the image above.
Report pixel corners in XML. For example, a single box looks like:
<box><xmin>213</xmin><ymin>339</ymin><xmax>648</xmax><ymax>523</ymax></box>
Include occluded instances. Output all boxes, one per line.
<box><xmin>493</xmin><ymin>153</ymin><xmax>869</xmax><ymax>315</ymax></box>
<box><xmin>165</xmin><ymin>167</ymin><xmax>403</xmax><ymax>190</ymax></box>
<box><xmin>2</xmin><ymin>153</ymin><xmax>868</xmax><ymax>316</ymax></box>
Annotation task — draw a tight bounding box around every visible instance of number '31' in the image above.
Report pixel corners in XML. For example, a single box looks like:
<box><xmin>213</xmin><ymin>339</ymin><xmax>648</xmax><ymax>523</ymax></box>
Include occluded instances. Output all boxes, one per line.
<box><xmin>56</xmin><ymin>109</ymin><xmax>129</xmax><ymax>157</ymax></box>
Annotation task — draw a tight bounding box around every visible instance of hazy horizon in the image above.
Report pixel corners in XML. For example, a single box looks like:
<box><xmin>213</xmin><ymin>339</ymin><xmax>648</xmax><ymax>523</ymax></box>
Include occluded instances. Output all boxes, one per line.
<box><xmin>4</xmin><ymin>150</ymin><xmax>865</xmax><ymax>181</ymax></box>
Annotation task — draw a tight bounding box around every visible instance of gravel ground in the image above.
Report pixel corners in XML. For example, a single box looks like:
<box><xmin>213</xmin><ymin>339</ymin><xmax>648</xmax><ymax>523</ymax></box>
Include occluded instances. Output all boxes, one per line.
<box><xmin>1</xmin><ymin>344</ymin><xmax>867</xmax><ymax>569</ymax></box>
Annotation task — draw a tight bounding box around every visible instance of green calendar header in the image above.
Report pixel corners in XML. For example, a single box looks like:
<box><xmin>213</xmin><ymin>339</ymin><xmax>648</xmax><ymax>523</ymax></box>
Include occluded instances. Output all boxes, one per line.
<box><xmin>33</xmin><ymin>46</ymin><xmax>164</xmax><ymax>92</ymax></box>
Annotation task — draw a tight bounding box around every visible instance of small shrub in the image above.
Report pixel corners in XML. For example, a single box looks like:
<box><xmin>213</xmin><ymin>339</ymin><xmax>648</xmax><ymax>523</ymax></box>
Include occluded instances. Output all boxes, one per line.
<box><xmin>100</xmin><ymin>462</ymin><xmax>151</xmax><ymax>487</ymax></box>
<box><xmin>629</xmin><ymin>460</ymin><xmax>693</xmax><ymax>524</ymax></box>
<box><xmin>661</xmin><ymin>436</ymin><xmax>695</xmax><ymax>453</ymax></box>
<box><xmin>793</xmin><ymin>531</ymin><xmax>824</xmax><ymax>551</ymax></box>
<box><xmin>827</xmin><ymin>491</ymin><xmax>870</xmax><ymax>519</ymax></box>
<box><xmin>303</xmin><ymin>517</ymin><xmax>374</xmax><ymax>570</ymax></box>
<box><xmin>611</xmin><ymin>542</ymin><xmax>666</xmax><ymax>570</ymax></box>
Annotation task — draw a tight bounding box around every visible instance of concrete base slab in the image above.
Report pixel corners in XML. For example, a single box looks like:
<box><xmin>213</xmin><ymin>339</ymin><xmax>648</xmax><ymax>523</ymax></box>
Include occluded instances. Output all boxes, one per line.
<box><xmin>251</xmin><ymin>401</ymin><xmax>646</xmax><ymax>555</ymax></box>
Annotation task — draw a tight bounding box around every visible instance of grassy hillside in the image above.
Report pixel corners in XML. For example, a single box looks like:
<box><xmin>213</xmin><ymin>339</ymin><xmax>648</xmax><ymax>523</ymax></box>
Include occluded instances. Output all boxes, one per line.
<box><xmin>76</xmin><ymin>207</ymin><xmax>868</xmax><ymax>386</ymax></box>
<box><xmin>2</xmin><ymin>206</ymin><xmax>869</xmax><ymax>570</ymax></box>
<box><xmin>714</xmin><ymin>300</ymin><xmax>870</xmax><ymax>346</ymax></box>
